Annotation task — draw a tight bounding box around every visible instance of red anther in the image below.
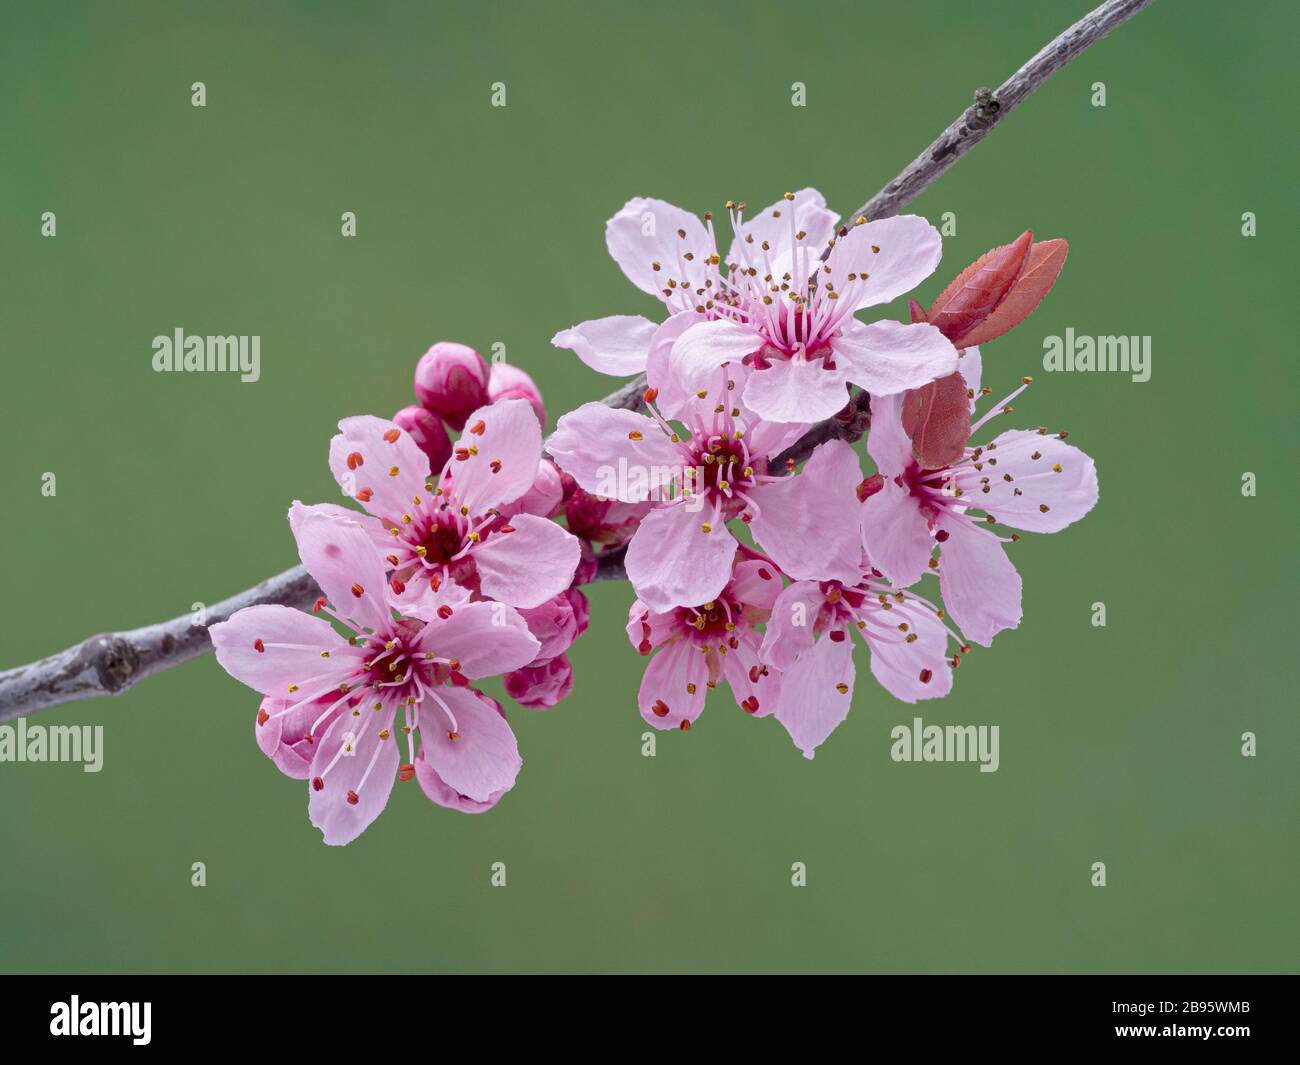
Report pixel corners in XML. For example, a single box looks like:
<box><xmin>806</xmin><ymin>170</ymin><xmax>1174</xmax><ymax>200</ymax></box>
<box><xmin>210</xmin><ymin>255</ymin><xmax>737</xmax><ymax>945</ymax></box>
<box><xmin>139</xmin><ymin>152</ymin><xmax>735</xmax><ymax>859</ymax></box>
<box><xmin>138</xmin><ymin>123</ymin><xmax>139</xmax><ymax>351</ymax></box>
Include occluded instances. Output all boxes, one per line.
<box><xmin>748</xmin><ymin>665</ymin><xmax>761</xmax><ymax>683</ymax></box>
<box><xmin>447</xmin><ymin>731</ymin><xmax>460</xmax><ymax>741</ymax></box>
<box><xmin>448</xmin><ymin>658</ymin><xmax>461</xmax><ymax>670</ymax></box>
<box><xmin>829</xmin><ymin>630</ymin><xmax>846</xmax><ymax>643</ymax></box>
<box><xmin>637</xmin><ymin>639</ymin><xmax>652</xmax><ymax>656</ymax></box>
<box><xmin>919</xmin><ymin>669</ymin><xmax>933</xmax><ymax>684</ymax></box>
<box><xmin>643</xmin><ymin>387</ymin><xmax>659</xmax><ymax>404</ymax></box>
<box><xmin>935</xmin><ymin>529</ymin><xmax>950</xmax><ymax>543</ymax></box>
<box><xmin>398</xmin><ymin>763</ymin><xmax>416</xmax><ymax>782</ymax></box>
<box><xmin>498</xmin><ymin>523</ymin><xmax>515</xmax><ymax>533</ymax></box>
<box><xmin>356</xmin><ymin>487</ymin><xmax>374</xmax><ymax>503</ymax></box>
<box><xmin>429</xmin><ymin>575</ymin><xmax>441</xmax><ymax>591</ymax></box>
<box><xmin>346</xmin><ymin>451</ymin><xmax>364</xmax><ymax>470</ymax></box>
<box><xmin>257</xmin><ymin>707</ymin><xmax>270</xmax><ymax>725</ymax></box>
<box><xmin>346</xmin><ymin>789</ymin><xmax>360</xmax><ymax>805</ymax></box>
<box><xmin>651</xmin><ymin>699</ymin><xmax>670</xmax><ymax>718</ymax></box>
<box><xmin>742</xmin><ymin>696</ymin><xmax>760</xmax><ymax>714</ymax></box>
<box><xmin>785</xmin><ymin>458</ymin><xmax>797</xmax><ymax>472</ymax></box>
<box><xmin>311</xmin><ymin>777</ymin><xmax>324</xmax><ymax>792</ymax></box>
<box><xmin>455</xmin><ymin>447</ymin><xmax>471</xmax><ymax>461</ymax></box>
<box><xmin>679</xmin><ymin>720</ymin><xmax>691</xmax><ymax>732</ymax></box>
<box><xmin>469</xmin><ymin>420</ymin><xmax>486</xmax><ymax>435</ymax></box>
<box><xmin>757</xmin><ymin>568</ymin><xmax>772</xmax><ymax>580</ymax></box>
<box><xmin>386</xmin><ymin>554</ymin><xmax>400</xmax><ymax>565</ymax></box>
<box><xmin>382</xmin><ymin>428</ymin><xmax>401</xmax><ymax>443</ymax></box>
<box><xmin>351</xmin><ymin>583</ymin><xmax>365</xmax><ymax>598</ymax></box>
<box><xmin>390</xmin><ymin>577</ymin><xmax>406</xmax><ymax>594</ymax></box>
<box><xmin>312</xmin><ymin>597</ymin><xmax>327</xmax><ymax>613</ymax></box>
<box><xmin>253</xmin><ymin>638</ymin><xmax>265</xmax><ymax>653</ymax></box>
<box><xmin>489</xmin><ymin>459</ymin><xmax>502</xmax><ymax>474</ymax></box>
<box><xmin>437</xmin><ymin>604</ymin><xmax>454</xmax><ymax>619</ymax></box>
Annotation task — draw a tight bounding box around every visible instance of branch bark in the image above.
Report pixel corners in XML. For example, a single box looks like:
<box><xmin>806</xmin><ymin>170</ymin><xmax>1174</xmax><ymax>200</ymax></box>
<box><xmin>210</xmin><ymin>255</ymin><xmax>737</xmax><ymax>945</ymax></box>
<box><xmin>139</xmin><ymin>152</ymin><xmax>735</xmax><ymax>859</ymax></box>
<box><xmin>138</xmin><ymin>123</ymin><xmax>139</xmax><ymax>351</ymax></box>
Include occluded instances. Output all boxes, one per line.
<box><xmin>0</xmin><ymin>0</ymin><xmax>1154</xmax><ymax>722</ymax></box>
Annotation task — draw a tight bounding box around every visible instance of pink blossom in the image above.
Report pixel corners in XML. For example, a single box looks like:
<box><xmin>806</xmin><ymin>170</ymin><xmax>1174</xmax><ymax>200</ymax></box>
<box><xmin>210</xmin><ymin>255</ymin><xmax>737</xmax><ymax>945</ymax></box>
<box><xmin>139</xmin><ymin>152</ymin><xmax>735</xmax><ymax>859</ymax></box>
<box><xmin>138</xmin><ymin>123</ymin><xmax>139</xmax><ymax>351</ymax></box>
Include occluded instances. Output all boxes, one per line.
<box><xmin>862</xmin><ymin>383</ymin><xmax>1099</xmax><ymax>646</ymax></box>
<box><xmin>414</xmin><ymin>342</ymin><xmax>490</xmax><ymax>430</ymax></box>
<box><xmin>515</xmin><ymin>587</ymin><xmax>590</xmax><ymax>661</ymax></box>
<box><xmin>760</xmin><ymin>558</ymin><xmax>961</xmax><ymax>758</ymax></box>
<box><xmin>548</xmin><ymin>372</ymin><xmax>863</xmax><ymax>612</ymax></box>
<box><xmin>627</xmin><ymin>554</ymin><xmax>783</xmax><ymax>731</ymax></box>
<box><xmin>323</xmin><ymin>398</ymin><xmax>580</xmax><ymax>614</ymax></box>
<box><xmin>211</xmin><ymin>512</ymin><xmax>541</xmax><ymax>844</ymax></box>
<box><xmin>553</xmin><ymin>189</ymin><xmax>959</xmax><ymax>423</ymax></box>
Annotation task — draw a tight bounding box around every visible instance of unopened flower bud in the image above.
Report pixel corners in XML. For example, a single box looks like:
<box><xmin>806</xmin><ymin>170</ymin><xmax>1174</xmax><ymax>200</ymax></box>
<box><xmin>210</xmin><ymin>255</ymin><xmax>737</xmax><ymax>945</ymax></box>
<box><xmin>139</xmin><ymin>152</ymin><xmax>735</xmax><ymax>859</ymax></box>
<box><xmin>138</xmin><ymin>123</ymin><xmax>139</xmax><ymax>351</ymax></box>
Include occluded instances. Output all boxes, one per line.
<box><xmin>504</xmin><ymin>654</ymin><xmax>574</xmax><ymax>710</ymax></box>
<box><xmin>414</xmin><ymin>342</ymin><xmax>489</xmax><ymax>430</ymax></box>
<box><xmin>488</xmin><ymin>362</ymin><xmax>546</xmax><ymax>426</ymax></box>
<box><xmin>392</xmin><ymin>405</ymin><xmax>452</xmax><ymax>476</ymax></box>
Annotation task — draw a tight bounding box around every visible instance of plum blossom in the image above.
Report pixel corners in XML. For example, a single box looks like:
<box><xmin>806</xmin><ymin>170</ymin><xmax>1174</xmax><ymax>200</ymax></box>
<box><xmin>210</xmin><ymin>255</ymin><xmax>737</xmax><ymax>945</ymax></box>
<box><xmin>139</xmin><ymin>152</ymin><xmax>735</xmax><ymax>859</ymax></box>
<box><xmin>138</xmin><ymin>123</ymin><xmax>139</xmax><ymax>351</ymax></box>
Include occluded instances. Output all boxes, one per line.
<box><xmin>320</xmin><ymin>398</ymin><xmax>580</xmax><ymax>616</ymax></box>
<box><xmin>627</xmin><ymin>552</ymin><xmax>783</xmax><ymax>731</ymax></box>
<box><xmin>761</xmin><ymin>557</ymin><xmax>963</xmax><ymax>758</ymax></box>
<box><xmin>548</xmin><ymin>370</ymin><xmax>863</xmax><ymax>613</ymax></box>
<box><xmin>553</xmin><ymin>189</ymin><xmax>960</xmax><ymax>424</ymax></box>
<box><xmin>862</xmin><ymin>381</ymin><xmax>1099</xmax><ymax>646</ymax></box>
<box><xmin>211</xmin><ymin>511</ymin><xmax>541</xmax><ymax>844</ymax></box>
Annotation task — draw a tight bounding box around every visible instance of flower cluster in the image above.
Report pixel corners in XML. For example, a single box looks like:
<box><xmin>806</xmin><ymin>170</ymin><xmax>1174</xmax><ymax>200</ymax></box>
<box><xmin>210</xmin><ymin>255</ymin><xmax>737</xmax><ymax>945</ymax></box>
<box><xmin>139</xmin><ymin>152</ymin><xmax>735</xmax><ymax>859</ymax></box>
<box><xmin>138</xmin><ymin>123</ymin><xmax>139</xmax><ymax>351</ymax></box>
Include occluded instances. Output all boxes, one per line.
<box><xmin>213</xmin><ymin>189</ymin><xmax>1098</xmax><ymax>844</ymax></box>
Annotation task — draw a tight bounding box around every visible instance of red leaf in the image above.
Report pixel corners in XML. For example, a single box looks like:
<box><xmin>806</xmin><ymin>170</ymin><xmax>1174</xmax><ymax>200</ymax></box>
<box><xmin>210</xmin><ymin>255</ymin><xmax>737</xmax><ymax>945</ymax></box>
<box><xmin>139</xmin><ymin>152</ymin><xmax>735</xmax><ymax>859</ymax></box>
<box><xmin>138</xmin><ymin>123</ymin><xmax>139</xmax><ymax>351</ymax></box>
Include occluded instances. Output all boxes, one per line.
<box><xmin>952</xmin><ymin>239</ymin><xmax>1068</xmax><ymax>348</ymax></box>
<box><xmin>902</xmin><ymin>371</ymin><xmax>971</xmax><ymax>469</ymax></box>
<box><xmin>926</xmin><ymin>231</ymin><xmax>1033</xmax><ymax>343</ymax></box>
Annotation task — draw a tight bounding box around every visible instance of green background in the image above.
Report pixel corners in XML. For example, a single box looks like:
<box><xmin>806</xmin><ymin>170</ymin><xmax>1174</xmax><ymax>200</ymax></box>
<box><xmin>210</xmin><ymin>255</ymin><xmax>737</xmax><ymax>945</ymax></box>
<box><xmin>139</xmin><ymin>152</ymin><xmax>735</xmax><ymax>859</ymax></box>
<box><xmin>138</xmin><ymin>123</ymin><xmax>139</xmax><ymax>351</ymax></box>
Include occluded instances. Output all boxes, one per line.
<box><xmin>2</xmin><ymin>0</ymin><xmax>1295</xmax><ymax>973</ymax></box>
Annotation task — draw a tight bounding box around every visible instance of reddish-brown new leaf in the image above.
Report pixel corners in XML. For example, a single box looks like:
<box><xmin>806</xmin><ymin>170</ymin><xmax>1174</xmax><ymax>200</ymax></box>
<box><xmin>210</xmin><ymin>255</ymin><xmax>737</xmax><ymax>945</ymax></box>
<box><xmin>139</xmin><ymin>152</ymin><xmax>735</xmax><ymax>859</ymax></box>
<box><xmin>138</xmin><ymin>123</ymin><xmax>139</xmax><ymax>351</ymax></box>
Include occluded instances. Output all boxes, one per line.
<box><xmin>926</xmin><ymin>230</ymin><xmax>1033</xmax><ymax>342</ymax></box>
<box><xmin>953</xmin><ymin>239</ymin><xmax>1068</xmax><ymax>348</ymax></box>
<box><xmin>902</xmin><ymin>371</ymin><xmax>971</xmax><ymax>470</ymax></box>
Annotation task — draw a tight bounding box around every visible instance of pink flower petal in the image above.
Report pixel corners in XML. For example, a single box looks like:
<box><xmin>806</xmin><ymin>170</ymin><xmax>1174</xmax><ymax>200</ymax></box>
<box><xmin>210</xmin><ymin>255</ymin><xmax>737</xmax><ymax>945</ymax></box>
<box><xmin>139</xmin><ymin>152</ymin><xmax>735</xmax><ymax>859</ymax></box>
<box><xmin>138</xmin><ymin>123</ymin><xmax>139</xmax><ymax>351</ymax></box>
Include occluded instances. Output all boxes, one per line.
<box><xmin>547</xmin><ymin>402</ymin><xmax>682</xmax><ymax>503</ymax></box>
<box><xmin>669</xmin><ymin>318</ymin><xmax>761</xmax><ymax>394</ymax></box>
<box><xmin>774</xmin><ymin>632</ymin><xmax>856</xmax><ymax>759</ymax></box>
<box><xmin>741</xmin><ymin>355</ymin><xmax>852</xmax><ymax>424</ymax></box>
<box><xmin>211</xmin><ymin>603</ymin><xmax>352</xmax><ymax>696</ymax></box>
<box><xmin>861</xmin><ymin>483</ymin><xmax>933</xmax><ymax>589</ymax></box>
<box><xmin>307</xmin><ymin>708</ymin><xmax>400</xmax><ymax>846</ymax></box>
<box><xmin>255</xmin><ymin>694</ymin><xmax>336</xmax><ymax>780</ymax></box>
<box><xmin>935</xmin><ymin>514</ymin><xmax>1022</xmax><ymax>646</ymax></box>
<box><xmin>552</xmin><ymin>315</ymin><xmax>659</xmax><ymax>377</ymax></box>
<box><xmin>832</xmin><ymin>320</ymin><xmax>959</xmax><ymax>397</ymax></box>
<box><xmin>721</xmin><ymin>632</ymin><xmax>781</xmax><ymax>719</ymax></box>
<box><xmin>826</xmin><ymin>215</ymin><xmax>943</xmax><ymax>311</ymax></box>
<box><xmin>861</xmin><ymin>599</ymin><xmax>952</xmax><ymax>702</ymax></box>
<box><xmin>471</xmin><ymin>513</ymin><xmax>581</xmax><ymax>609</ymax></box>
<box><xmin>420</xmin><ymin>686</ymin><xmax>522</xmax><ymax>804</ymax></box>
<box><xmin>759</xmin><ymin>580</ymin><xmax>825</xmax><ymax>672</ymax></box>
<box><xmin>748</xmin><ymin>440</ymin><xmax>863</xmax><ymax>585</ymax></box>
<box><xmin>865</xmin><ymin>393</ymin><xmax>914</xmax><ymax>475</ymax></box>
<box><xmin>638</xmin><ymin>638</ymin><xmax>708</xmax><ymax>730</ymax></box>
<box><xmin>291</xmin><ymin>507</ymin><xmax>391</xmax><ymax>633</ymax></box>
<box><xmin>605</xmin><ymin>196</ymin><xmax>712</xmax><ymax>300</ymax></box>
<box><xmin>444</xmin><ymin>398</ymin><xmax>542</xmax><ymax>517</ymax></box>
<box><xmin>623</xmin><ymin>504</ymin><xmax>737</xmax><ymax>613</ymax></box>
<box><xmin>414</xmin><ymin>748</ymin><xmax>505</xmax><ymax>814</ymax></box>
<box><xmin>419</xmin><ymin>600</ymin><xmax>540</xmax><ymax>679</ymax></box>
<box><xmin>728</xmin><ymin>557</ymin><xmax>784</xmax><ymax>613</ymax></box>
<box><xmin>328</xmin><ymin>415</ymin><xmax>430</xmax><ymax>522</ymax></box>
<box><xmin>954</xmin><ymin>429</ymin><xmax>1098</xmax><ymax>533</ymax></box>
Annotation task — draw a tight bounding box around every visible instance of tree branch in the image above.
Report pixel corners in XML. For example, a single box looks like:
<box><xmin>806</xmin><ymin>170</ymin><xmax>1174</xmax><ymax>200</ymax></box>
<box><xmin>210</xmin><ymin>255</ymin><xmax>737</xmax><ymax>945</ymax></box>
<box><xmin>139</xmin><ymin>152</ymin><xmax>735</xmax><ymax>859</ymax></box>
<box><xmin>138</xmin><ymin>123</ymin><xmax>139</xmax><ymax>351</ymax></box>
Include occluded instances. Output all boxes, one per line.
<box><xmin>0</xmin><ymin>0</ymin><xmax>1154</xmax><ymax>722</ymax></box>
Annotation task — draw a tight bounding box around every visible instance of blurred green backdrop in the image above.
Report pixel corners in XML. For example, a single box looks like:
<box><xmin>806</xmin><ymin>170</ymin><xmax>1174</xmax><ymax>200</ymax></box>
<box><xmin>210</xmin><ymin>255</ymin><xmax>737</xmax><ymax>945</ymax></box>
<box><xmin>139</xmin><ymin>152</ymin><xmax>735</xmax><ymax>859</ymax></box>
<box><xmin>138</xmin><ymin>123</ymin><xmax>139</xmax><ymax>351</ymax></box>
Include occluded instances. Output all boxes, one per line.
<box><xmin>2</xmin><ymin>0</ymin><xmax>1296</xmax><ymax>973</ymax></box>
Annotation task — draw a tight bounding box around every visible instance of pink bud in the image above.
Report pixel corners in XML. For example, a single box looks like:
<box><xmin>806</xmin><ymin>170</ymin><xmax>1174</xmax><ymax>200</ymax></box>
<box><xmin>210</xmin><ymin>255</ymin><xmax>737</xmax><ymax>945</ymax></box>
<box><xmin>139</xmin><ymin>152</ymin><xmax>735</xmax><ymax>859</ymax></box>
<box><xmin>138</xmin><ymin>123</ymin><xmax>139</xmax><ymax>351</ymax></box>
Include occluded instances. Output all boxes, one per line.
<box><xmin>414</xmin><ymin>342</ymin><xmax>490</xmax><ymax>431</ymax></box>
<box><xmin>499</xmin><ymin>459</ymin><xmax>564</xmax><ymax>520</ymax></box>
<box><xmin>392</xmin><ymin>405</ymin><xmax>452</xmax><ymax>477</ymax></box>
<box><xmin>515</xmin><ymin>589</ymin><xmax>590</xmax><ymax>661</ymax></box>
<box><xmin>504</xmin><ymin>655</ymin><xmax>574</xmax><ymax>710</ymax></box>
<box><xmin>488</xmin><ymin>362</ymin><xmax>546</xmax><ymax>426</ymax></box>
